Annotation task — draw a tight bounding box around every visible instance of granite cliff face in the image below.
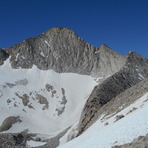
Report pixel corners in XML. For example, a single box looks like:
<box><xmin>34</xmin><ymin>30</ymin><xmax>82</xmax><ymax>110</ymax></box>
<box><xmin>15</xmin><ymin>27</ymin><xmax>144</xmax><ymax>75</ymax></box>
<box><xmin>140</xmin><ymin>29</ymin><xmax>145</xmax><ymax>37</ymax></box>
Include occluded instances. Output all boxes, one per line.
<box><xmin>6</xmin><ymin>27</ymin><xmax>125</xmax><ymax>78</ymax></box>
<box><xmin>77</xmin><ymin>51</ymin><xmax>148</xmax><ymax>135</ymax></box>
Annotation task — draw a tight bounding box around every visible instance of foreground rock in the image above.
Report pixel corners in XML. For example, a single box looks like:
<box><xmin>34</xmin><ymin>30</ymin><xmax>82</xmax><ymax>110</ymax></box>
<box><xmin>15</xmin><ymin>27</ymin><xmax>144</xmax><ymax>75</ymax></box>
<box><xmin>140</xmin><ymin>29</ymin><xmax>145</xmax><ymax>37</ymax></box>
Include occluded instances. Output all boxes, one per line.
<box><xmin>0</xmin><ymin>127</ymin><xmax>70</xmax><ymax>148</ymax></box>
<box><xmin>0</xmin><ymin>131</ymin><xmax>34</xmax><ymax>148</ymax></box>
<box><xmin>78</xmin><ymin>52</ymin><xmax>148</xmax><ymax>135</ymax></box>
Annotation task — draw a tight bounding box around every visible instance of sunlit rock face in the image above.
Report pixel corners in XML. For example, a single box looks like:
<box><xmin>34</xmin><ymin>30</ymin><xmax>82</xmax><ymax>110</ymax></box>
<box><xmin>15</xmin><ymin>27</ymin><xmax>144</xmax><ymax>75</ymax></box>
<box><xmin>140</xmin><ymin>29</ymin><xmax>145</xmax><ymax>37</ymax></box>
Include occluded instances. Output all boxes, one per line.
<box><xmin>6</xmin><ymin>27</ymin><xmax>126</xmax><ymax>78</ymax></box>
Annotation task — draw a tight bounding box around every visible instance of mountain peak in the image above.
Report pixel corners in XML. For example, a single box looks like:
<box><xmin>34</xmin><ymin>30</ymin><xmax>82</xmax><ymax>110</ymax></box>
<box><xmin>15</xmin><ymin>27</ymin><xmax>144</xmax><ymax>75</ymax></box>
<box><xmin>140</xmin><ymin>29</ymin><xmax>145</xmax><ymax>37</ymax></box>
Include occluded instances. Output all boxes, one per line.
<box><xmin>44</xmin><ymin>27</ymin><xmax>77</xmax><ymax>37</ymax></box>
<box><xmin>99</xmin><ymin>43</ymin><xmax>116</xmax><ymax>53</ymax></box>
<box><xmin>99</xmin><ymin>43</ymin><xmax>110</xmax><ymax>49</ymax></box>
<box><xmin>5</xmin><ymin>27</ymin><xmax>126</xmax><ymax>78</ymax></box>
<box><xmin>126</xmin><ymin>50</ymin><xmax>147</xmax><ymax>62</ymax></box>
<box><xmin>45</xmin><ymin>27</ymin><xmax>73</xmax><ymax>33</ymax></box>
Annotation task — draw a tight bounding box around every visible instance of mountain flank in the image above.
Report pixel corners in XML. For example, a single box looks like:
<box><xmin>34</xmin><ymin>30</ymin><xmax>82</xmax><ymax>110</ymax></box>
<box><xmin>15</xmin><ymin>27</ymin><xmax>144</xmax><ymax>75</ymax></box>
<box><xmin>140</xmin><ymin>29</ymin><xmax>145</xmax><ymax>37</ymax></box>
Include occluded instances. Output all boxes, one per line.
<box><xmin>77</xmin><ymin>51</ymin><xmax>148</xmax><ymax>135</ymax></box>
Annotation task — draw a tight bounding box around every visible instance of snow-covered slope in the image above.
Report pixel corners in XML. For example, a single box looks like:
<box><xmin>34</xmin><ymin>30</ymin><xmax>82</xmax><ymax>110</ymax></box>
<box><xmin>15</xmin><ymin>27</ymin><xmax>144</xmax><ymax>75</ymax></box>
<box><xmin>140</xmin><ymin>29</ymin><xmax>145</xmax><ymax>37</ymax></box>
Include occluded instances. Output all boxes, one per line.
<box><xmin>58</xmin><ymin>93</ymin><xmax>148</xmax><ymax>148</ymax></box>
<box><xmin>0</xmin><ymin>58</ymin><xmax>98</xmax><ymax>137</ymax></box>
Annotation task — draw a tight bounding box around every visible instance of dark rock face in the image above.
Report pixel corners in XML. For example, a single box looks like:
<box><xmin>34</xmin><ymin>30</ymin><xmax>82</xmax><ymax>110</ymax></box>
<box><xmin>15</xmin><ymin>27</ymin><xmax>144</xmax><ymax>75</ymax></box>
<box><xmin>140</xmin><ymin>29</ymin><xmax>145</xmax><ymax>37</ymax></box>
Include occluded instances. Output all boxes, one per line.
<box><xmin>13</xmin><ymin>134</ymin><xmax>24</xmax><ymax>145</ymax></box>
<box><xmin>77</xmin><ymin>52</ymin><xmax>148</xmax><ymax>135</ymax></box>
<box><xmin>1</xmin><ymin>27</ymin><xmax>148</xmax><ymax>147</ymax></box>
<box><xmin>0</xmin><ymin>48</ymin><xmax>9</xmax><ymax>65</ymax></box>
<box><xmin>0</xmin><ymin>116</ymin><xmax>21</xmax><ymax>132</ymax></box>
<box><xmin>0</xmin><ymin>128</ymin><xmax>70</xmax><ymax>148</ymax></box>
<box><xmin>0</xmin><ymin>131</ymin><xmax>36</xmax><ymax>148</ymax></box>
<box><xmin>96</xmin><ymin>78</ymin><xmax>148</xmax><ymax>122</ymax></box>
<box><xmin>36</xmin><ymin>94</ymin><xmax>49</xmax><ymax>110</ymax></box>
<box><xmin>6</xmin><ymin>27</ymin><xmax>125</xmax><ymax>77</ymax></box>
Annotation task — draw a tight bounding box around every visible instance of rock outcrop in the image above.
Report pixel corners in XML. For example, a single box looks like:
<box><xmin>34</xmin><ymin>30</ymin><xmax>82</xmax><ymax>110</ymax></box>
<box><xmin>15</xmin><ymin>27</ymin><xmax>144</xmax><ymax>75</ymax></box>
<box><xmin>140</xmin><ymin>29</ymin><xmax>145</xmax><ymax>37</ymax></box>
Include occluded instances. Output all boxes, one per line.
<box><xmin>98</xmin><ymin>78</ymin><xmax>148</xmax><ymax>120</ymax></box>
<box><xmin>0</xmin><ymin>127</ymin><xmax>70</xmax><ymax>148</ymax></box>
<box><xmin>6</xmin><ymin>27</ymin><xmax>125</xmax><ymax>78</ymax></box>
<box><xmin>0</xmin><ymin>116</ymin><xmax>21</xmax><ymax>132</ymax></box>
<box><xmin>0</xmin><ymin>131</ymin><xmax>35</xmax><ymax>148</ymax></box>
<box><xmin>0</xmin><ymin>48</ymin><xmax>9</xmax><ymax>65</ymax></box>
<box><xmin>77</xmin><ymin>52</ymin><xmax>148</xmax><ymax>135</ymax></box>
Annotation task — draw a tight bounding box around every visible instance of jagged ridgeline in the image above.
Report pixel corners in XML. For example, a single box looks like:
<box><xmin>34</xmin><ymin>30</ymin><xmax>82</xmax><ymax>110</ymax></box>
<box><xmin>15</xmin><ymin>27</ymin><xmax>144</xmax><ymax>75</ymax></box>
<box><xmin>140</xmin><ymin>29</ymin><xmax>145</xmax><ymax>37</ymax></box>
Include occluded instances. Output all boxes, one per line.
<box><xmin>2</xmin><ymin>27</ymin><xmax>125</xmax><ymax>77</ymax></box>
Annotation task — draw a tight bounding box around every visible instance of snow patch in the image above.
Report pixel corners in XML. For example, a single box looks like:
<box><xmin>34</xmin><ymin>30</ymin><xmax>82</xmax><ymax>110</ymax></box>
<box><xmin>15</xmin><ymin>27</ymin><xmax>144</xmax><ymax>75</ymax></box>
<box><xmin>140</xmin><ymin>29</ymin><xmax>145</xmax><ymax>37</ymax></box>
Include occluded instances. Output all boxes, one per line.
<box><xmin>26</xmin><ymin>140</ymin><xmax>46</xmax><ymax>147</ymax></box>
<box><xmin>138</xmin><ymin>73</ymin><xmax>145</xmax><ymax>80</ymax></box>
<box><xmin>40</xmin><ymin>51</ymin><xmax>45</xmax><ymax>57</ymax></box>
<box><xmin>15</xmin><ymin>53</ymin><xmax>19</xmax><ymax>61</ymax></box>
<box><xmin>45</xmin><ymin>40</ymin><xmax>50</xmax><ymax>47</ymax></box>
<box><xmin>94</xmin><ymin>77</ymin><xmax>104</xmax><ymax>82</ymax></box>
<box><xmin>21</xmin><ymin>56</ymin><xmax>25</xmax><ymax>59</ymax></box>
<box><xmin>59</xmin><ymin>93</ymin><xmax>148</xmax><ymax>148</ymax></box>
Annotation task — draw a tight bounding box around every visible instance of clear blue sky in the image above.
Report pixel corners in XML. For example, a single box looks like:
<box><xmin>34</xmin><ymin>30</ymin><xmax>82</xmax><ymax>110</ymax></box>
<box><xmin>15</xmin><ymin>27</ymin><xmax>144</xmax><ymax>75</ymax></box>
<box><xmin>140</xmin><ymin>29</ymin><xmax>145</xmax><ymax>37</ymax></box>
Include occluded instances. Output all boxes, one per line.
<box><xmin>0</xmin><ymin>0</ymin><xmax>148</xmax><ymax>58</ymax></box>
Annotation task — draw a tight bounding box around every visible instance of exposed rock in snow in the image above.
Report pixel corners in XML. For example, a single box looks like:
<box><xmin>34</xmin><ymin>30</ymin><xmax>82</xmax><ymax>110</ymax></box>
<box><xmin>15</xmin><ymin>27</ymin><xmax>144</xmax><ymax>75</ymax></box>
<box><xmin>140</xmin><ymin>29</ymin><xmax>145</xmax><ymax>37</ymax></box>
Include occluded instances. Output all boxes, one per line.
<box><xmin>0</xmin><ymin>48</ymin><xmax>9</xmax><ymax>65</ymax></box>
<box><xmin>0</xmin><ymin>116</ymin><xmax>22</xmax><ymax>132</ymax></box>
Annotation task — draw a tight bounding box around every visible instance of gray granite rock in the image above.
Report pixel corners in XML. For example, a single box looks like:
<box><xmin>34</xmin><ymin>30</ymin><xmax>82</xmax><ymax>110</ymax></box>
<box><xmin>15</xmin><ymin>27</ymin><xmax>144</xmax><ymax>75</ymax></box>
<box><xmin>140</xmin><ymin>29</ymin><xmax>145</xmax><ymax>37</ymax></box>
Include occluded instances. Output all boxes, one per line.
<box><xmin>0</xmin><ymin>48</ymin><xmax>9</xmax><ymax>65</ymax></box>
<box><xmin>0</xmin><ymin>127</ymin><xmax>70</xmax><ymax>148</ymax></box>
<box><xmin>0</xmin><ymin>130</ymin><xmax>36</xmax><ymax>148</ymax></box>
<box><xmin>0</xmin><ymin>116</ymin><xmax>21</xmax><ymax>132</ymax></box>
<box><xmin>36</xmin><ymin>94</ymin><xmax>49</xmax><ymax>110</ymax></box>
<box><xmin>6</xmin><ymin>27</ymin><xmax>126</xmax><ymax>78</ymax></box>
<box><xmin>77</xmin><ymin>52</ymin><xmax>148</xmax><ymax>135</ymax></box>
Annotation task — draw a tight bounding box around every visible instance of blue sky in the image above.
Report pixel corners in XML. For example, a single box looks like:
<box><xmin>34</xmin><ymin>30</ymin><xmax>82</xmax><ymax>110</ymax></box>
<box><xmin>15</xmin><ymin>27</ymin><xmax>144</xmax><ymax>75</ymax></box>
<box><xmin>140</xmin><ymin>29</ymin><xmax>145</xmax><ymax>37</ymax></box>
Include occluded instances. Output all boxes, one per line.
<box><xmin>0</xmin><ymin>0</ymin><xmax>148</xmax><ymax>58</ymax></box>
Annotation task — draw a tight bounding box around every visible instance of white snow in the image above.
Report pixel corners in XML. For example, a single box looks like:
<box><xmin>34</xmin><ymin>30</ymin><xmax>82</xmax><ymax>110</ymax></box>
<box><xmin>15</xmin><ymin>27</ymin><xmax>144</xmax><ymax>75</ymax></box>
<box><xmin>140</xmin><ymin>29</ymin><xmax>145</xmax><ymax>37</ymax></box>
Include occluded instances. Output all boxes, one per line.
<box><xmin>45</xmin><ymin>40</ymin><xmax>50</xmax><ymax>47</ymax></box>
<box><xmin>59</xmin><ymin>93</ymin><xmax>148</xmax><ymax>148</ymax></box>
<box><xmin>21</xmin><ymin>56</ymin><xmax>25</xmax><ymax>59</ymax></box>
<box><xmin>26</xmin><ymin>140</ymin><xmax>46</xmax><ymax>147</ymax></box>
<box><xmin>59</xmin><ymin>122</ymin><xmax>79</xmax><ymax>145</ymax></box>
<box><xmin>94</xmin><ymin>77</ymin><xmax>104</xmax><ymax>82</ymax></box>
<box><xmin>138</xmin><ymin>73</ymin><xmax>145</xmax><ymax>80</ymax></box>
<box><xmin>0</xmin><ymin>58</ymin><xmax>98</xmax><ymax>140</ymax></box>
<box><xmin>40</xmin><ymin>51</ymin><xmax>45</xmax><ymax>57</ymax></box>
<box><xmin>15</xmin><ymin>53</ymin><xmax>19</xmax><ymax>61</ymax></box>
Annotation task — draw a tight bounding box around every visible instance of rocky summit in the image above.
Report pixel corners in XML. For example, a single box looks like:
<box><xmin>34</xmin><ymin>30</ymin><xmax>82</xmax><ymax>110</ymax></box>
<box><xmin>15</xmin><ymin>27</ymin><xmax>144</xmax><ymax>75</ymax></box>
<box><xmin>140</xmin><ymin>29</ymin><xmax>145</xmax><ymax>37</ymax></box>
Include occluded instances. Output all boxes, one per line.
<box><xmin>6</xmin><ymin>27</ymin><xmax>126</xmax><ymax>77</ymax></box>
<box><xmin>0</xmin><ymin>27</ymin><xmax>148</xmax><ymax>148</ymax></box>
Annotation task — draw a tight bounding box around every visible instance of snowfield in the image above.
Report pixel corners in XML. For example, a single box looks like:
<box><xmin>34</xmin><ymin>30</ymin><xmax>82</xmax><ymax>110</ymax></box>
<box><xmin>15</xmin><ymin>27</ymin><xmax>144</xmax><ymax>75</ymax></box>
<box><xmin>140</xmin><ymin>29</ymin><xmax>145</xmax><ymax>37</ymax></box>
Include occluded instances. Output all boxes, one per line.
<box><xmin>58</xmin><ymin>93</ymin><xmax>148</xmax><ymax>148</ymax></box>
<box><xmin>0</xmin><ymin>59</ymin><xmax>98</xmax><ymax>138</ymax></box>
<box><xmin>1</xmin><ymin>58</ymin><xmax>148</xmax><ymax>148</ymax></box>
